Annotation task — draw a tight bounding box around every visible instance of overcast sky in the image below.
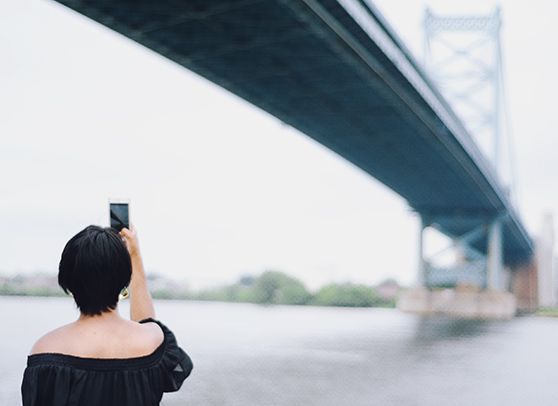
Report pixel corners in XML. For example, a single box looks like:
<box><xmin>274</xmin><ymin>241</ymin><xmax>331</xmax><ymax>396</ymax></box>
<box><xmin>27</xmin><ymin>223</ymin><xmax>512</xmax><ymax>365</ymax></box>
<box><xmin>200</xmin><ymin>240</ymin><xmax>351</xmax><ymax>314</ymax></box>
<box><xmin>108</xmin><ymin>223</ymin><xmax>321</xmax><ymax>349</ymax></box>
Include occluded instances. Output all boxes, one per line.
<box><xmin>1</xmin><ymin>0</ymin><xmax>556</xmax><ymax>290</ymax></box>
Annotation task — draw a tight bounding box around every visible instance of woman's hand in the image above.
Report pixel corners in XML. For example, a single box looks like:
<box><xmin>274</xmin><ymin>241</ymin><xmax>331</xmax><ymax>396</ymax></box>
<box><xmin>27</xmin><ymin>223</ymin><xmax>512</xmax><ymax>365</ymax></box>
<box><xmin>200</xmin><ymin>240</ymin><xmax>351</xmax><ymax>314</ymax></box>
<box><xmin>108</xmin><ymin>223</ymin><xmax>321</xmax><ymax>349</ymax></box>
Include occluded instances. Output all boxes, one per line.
<box><xmin>120</xmin><ymin>226</ymin><xmax>141</xmax><ymax>259</ymax></box>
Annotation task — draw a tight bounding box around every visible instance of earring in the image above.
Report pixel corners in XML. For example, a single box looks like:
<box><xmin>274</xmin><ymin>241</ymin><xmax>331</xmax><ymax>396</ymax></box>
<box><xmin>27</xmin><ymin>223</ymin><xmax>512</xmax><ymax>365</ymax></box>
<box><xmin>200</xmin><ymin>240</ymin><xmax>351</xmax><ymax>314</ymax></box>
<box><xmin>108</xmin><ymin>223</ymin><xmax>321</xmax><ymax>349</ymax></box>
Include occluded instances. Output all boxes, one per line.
<box><xmin>119</xmin><ymin>286</ymin><xmax>130</xmax><ymax>300</ymax></box>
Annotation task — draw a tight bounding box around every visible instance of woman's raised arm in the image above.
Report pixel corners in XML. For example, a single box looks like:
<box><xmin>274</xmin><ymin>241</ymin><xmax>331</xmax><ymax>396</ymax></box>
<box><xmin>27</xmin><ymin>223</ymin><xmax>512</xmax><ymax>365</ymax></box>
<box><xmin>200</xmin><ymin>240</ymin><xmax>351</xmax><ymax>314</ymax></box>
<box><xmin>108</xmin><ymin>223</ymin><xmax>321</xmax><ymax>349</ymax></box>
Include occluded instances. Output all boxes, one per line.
<box><xmin>120</xmin><ymin>227</ymin><xmax>156</xmax><ymax>322</ymax></box>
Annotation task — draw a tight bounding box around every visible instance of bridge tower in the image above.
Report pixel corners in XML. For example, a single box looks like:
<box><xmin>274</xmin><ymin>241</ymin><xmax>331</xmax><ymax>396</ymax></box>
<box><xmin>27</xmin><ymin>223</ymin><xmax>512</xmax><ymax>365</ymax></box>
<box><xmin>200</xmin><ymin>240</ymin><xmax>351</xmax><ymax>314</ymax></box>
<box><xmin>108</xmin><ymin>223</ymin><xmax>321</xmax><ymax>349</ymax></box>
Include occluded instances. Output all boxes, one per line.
<box><xmin>423</xmin><ymin>8</ymin><xmax>505</xmax><ymax>176</ymax></box>
<box><xmin>420</xmin><ymin>9</ymin><xmax>510</xmax><ymax>293</ymax></box>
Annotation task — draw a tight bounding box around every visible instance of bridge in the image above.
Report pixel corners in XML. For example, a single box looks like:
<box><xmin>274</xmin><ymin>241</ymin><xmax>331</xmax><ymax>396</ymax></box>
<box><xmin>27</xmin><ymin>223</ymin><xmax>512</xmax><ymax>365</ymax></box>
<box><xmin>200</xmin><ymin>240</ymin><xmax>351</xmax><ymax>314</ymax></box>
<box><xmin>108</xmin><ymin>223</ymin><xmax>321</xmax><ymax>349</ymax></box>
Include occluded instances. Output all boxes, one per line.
<box><xmin>54</xmin><ymin>0</ymin><xmax>534</xmax><ymax>307</ymax></box>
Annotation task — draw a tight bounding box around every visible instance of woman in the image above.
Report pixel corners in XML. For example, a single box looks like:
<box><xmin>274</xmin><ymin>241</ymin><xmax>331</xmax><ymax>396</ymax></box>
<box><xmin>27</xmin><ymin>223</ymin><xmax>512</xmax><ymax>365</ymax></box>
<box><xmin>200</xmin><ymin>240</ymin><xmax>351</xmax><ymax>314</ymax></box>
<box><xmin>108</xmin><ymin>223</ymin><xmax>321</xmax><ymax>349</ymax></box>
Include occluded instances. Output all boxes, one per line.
<box><xmin>21</xmin><ymin>225</ymin><xmax>193</xmax><ymax>405</ymax></box>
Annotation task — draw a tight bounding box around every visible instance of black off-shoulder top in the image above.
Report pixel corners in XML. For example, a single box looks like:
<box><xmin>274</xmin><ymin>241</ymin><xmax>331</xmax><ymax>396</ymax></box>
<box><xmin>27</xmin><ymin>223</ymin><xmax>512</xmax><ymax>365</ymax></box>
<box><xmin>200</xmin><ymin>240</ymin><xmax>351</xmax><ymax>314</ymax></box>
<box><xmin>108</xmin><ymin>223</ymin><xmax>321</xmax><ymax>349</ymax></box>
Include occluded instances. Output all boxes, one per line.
<box><xmin>21</xmin><ymin>318</ymin><xmax>193</xmax><ymax>406</ymax></box>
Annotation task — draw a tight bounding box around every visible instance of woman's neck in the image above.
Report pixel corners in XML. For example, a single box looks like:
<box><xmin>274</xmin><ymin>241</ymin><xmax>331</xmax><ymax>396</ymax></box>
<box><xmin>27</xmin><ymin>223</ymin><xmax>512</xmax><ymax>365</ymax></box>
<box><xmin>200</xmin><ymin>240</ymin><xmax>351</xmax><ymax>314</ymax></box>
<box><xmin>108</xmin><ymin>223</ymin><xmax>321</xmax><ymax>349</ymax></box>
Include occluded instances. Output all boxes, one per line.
<box><xmin>78</xmin><ymin>308</ymin><xmax>122</xmax><ymax>323</ymax></box>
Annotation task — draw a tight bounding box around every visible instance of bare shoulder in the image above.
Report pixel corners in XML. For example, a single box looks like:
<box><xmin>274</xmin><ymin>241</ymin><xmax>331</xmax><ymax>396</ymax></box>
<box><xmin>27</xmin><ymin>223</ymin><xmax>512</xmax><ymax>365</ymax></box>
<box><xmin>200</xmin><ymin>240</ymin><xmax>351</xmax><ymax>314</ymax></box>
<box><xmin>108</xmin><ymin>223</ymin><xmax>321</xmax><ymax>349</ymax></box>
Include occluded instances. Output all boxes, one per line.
<box><xmin>125</xmin><ymin>320</ymin><xmax>164</xmax><ymax>353</ymax></box>
<box><xmin>30</xmin><ymin>323</ymin><xmax>75</xmax><ymax>355</ymax></box>
<box><xmin>29</xmin><ymin>319</ymin><xmax>164</xmax><ymax>358</ymax></box>
<box><xmin>137</xmin><ymin>319</ymin><xmax>164</xmax><ymax>336</ymax></box>
<box><xmin>139</xmin><ymin>320</ymin><xmax>164</xmax><ymax>344</ymax></box>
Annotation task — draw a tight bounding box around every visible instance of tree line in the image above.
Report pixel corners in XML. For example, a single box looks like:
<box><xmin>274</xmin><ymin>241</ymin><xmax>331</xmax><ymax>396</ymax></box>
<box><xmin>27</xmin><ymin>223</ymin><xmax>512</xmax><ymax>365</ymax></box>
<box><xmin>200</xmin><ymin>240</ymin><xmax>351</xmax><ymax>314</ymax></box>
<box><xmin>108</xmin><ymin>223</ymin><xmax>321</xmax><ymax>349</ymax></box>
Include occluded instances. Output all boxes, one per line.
<box><xmin>179</xmin><ymin>271</ymin><xmax>398</xmax><ymax>308</ymax></box>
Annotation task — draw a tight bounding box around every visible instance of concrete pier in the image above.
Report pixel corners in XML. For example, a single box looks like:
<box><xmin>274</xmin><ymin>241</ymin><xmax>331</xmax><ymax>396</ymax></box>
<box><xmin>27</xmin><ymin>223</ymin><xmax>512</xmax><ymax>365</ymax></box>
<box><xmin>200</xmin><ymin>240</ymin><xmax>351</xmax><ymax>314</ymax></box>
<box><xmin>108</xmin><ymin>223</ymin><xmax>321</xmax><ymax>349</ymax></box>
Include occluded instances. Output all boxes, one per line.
<box><xmin>398</xmin><ymin>286</ymin><xmax>516</xmax><ymax>320</ymax></box>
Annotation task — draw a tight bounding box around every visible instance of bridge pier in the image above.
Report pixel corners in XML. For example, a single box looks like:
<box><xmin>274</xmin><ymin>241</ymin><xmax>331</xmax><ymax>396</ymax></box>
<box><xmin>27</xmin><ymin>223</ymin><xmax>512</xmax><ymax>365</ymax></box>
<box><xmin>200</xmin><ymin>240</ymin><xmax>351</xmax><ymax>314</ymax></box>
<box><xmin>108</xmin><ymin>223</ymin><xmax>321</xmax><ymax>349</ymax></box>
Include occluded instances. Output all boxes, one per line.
<box><xmin>398</xmin><ymin>215</ymin><xmax>516</xmax><ymax>319</ymax></box>
<box><xmin>416</xmin><ymin>216</ymin><xmax>427</xmax><ymax>288</ymax></box>
<box><xmin>487</xmin><ymin>219</ymin><xmax>503</xmax><ymax>291</ymax></box>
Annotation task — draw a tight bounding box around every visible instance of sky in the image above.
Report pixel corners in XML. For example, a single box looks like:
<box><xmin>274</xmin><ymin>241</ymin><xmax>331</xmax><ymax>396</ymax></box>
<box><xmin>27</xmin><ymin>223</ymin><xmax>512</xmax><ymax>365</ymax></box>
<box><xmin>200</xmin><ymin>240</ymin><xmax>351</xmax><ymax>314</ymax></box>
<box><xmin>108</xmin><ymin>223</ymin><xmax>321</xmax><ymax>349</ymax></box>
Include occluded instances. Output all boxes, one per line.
<box><xmin>0</xmin><ymin>0</ymin><xmax>556</xmax><ymax>290</ymax></box>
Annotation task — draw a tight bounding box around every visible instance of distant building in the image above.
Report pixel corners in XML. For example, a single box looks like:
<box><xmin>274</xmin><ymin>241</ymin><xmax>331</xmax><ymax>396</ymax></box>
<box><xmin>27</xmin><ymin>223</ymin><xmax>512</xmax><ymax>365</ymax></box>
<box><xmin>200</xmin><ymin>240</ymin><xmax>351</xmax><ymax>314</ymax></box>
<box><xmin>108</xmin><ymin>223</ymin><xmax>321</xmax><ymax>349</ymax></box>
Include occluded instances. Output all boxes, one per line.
<box><xmin>375</xmin><ymin>279</ymin><xmax>400</xmax><ymax>300</ymax></box>
<box><xmin>537</xmin><ymin>213</ymin><xmax>556</xmax><ymax>307</ymax></box>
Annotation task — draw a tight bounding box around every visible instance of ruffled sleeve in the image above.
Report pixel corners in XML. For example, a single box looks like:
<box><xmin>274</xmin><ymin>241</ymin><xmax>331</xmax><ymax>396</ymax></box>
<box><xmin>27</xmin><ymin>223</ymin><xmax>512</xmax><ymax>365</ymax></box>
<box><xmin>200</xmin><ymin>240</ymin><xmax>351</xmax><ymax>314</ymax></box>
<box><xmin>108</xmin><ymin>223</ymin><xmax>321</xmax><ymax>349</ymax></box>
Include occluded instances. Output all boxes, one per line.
<box><xmin>139</xmin><ymin>318</ymin><xmax>193</xmax><ymax>393</ymax></box>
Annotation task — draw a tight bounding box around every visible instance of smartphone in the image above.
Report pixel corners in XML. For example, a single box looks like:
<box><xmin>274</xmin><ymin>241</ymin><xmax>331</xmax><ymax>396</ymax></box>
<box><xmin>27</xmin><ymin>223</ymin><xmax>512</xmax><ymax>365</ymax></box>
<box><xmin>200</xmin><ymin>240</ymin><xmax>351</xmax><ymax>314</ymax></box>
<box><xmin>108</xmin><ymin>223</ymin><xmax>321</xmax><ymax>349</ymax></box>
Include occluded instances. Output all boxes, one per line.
<box><xmin>109</xmin><ymin>199</ymin><xmax>130</xmax><ymax>231</ymax></box>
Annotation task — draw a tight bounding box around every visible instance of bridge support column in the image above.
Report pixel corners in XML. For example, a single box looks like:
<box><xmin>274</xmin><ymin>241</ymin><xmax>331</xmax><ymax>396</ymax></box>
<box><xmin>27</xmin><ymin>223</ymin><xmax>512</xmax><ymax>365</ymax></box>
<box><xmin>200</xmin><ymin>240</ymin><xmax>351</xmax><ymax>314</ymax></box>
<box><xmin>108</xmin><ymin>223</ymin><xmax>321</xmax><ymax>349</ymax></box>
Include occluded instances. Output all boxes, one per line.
<box><xmin>399</xmin><ymin>216</ymin><xmax>516</xmax><ymax>318</ymax></box>
<box><xmin>417</xmin><ymin>216</ymin><xmax>427</xmax><ymax>288</ymax></box>
<box><xmin>487</xmin><ymin>219</ymin><xmax>503</xmax><ymax>291</ymax></box>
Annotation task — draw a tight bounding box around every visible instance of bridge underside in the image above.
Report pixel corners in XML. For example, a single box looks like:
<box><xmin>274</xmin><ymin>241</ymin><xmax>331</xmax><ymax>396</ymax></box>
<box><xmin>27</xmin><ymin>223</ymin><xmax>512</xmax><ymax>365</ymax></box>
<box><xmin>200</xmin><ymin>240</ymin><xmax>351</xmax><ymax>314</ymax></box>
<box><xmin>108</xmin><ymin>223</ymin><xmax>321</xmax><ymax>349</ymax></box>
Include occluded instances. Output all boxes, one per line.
<box><xmin>55</xmin><ymin>0</ymin><xmax>533</xmax><ymax>265</ymax></box>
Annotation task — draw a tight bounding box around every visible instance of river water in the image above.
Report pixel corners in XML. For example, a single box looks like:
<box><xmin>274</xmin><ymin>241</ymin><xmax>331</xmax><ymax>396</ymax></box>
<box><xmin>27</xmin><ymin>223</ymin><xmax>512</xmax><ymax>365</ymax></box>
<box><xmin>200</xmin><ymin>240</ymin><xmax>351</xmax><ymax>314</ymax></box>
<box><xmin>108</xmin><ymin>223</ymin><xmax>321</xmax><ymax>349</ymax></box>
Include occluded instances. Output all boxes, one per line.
<box><xmin>1</xmin><ymin>296</ymin><xmax>558</xmax><ymax>405</ymax></box>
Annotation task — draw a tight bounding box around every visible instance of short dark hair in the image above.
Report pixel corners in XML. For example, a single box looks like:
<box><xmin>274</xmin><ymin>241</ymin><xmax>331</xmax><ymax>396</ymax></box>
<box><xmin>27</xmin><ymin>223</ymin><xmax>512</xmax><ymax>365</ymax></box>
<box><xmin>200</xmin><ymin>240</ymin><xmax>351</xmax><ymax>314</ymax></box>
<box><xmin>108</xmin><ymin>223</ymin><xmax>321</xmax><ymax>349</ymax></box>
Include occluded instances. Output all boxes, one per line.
<box><xmin>58</xmin><ymin>225</ymin><xmax>132</xmax><ymax>316</ymax></box>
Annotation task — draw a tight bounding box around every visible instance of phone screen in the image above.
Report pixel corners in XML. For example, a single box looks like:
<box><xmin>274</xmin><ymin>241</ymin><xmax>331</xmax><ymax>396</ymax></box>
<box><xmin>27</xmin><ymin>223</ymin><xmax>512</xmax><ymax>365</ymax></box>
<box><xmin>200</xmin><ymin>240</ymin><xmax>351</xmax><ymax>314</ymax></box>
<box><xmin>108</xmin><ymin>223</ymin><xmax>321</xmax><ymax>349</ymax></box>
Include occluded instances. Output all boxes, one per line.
<box><xmin>109</xmin><ymin>203</ymin><xmax>129</xmax><ymax>231</ymax></box>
